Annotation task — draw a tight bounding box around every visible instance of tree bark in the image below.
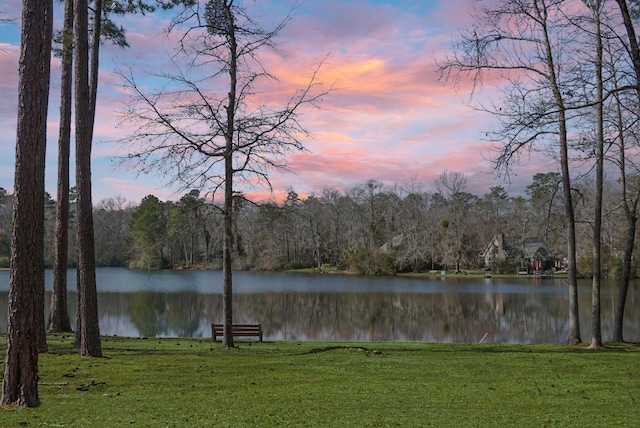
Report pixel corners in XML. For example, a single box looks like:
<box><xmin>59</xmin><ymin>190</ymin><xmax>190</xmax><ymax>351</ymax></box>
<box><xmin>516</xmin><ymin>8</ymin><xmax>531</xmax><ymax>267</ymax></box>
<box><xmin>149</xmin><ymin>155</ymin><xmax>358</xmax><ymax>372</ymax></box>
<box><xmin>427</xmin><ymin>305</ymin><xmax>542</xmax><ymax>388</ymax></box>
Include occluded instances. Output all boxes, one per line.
<box><xmin>1</xmin><ymin>0</ymin><xmax>53</xmax><ymax>407</ymax></box>
<box><xmin>612</xmin><ymin>72</ymin><xmax>638</xmax><ymax>342</ymax></box>
<box><xmin>589</xmin><ymin>0</ymin><xmax>604</xmax><ymax>349</ymax></box>
<box><xmin>222</xmin><ymin>0</ymin><xmax>237</xmax><ymax>349</ymax></box>
<box><xmin>49</xmin><ymin>0</ymin><xmax>74</xmax><ymax>334</ymax></box>
<box><xmin>534</xmin><ymin>0</ymin><xmax>581</xmax><ymax>344</ymax></box>
<box><xmin>33</xmin><ymin>0</ymin><xmax>54</xmax><ymax>355</ymax></box>
<box><xmin>74</xmin><ymin>0</ymin><xmax>102</xmax><ymax>357</ymax></box>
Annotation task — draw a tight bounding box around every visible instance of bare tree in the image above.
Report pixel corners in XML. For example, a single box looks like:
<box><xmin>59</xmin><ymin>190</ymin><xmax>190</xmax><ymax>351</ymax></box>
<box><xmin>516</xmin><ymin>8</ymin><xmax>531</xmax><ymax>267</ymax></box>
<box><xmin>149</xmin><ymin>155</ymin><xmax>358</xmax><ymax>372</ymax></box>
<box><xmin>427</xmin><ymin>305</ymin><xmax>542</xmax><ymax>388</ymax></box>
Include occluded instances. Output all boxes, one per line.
<box><xmin>440</xmin><ymin>0</ymin><xmax>583</xmax><ymax>343</ymax></box>
<box><xmin>608</xmin><ymin>57</ymin><xmax>640</xmax><ymax>342</ymax></box>
<box><xmin>1</xmin><ymin>0</ymin><xmax>53</xmax><ymax>407</ymax></box>
<box><xmin>585</xmin><ymin>0</ymin><xmax>604</xmax><ymax>349</ymax></box>
<box><xmin>613</xmin><ymin>0</ymin><xmax>640</xmax><ymax>342</ymax></box>
<box><xmin>118</xmin><ymin>0</ymin><xmax>329</xmax><ymax>348</ymax></box>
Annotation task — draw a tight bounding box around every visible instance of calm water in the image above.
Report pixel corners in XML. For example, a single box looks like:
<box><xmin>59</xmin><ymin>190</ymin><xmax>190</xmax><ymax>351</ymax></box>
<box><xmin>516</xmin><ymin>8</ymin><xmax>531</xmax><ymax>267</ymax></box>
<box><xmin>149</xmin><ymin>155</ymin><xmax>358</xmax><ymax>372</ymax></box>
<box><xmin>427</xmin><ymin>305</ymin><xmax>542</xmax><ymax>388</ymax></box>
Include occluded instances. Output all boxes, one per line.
<box><xmin>0</xmin><ymin>268</ymin><xmax>638</xmax><ymax>343</ymax></box>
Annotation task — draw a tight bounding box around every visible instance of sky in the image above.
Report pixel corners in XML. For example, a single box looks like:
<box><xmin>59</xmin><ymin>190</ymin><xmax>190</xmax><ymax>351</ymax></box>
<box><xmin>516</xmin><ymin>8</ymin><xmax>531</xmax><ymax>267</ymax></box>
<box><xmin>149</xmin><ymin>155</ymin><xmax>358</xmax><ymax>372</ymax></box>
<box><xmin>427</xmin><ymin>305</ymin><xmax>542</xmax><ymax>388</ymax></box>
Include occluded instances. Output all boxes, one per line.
<box><xmin>0</xmin><ymin>0</ymin><xmax>551</xmax><ymax>204</ymax></box>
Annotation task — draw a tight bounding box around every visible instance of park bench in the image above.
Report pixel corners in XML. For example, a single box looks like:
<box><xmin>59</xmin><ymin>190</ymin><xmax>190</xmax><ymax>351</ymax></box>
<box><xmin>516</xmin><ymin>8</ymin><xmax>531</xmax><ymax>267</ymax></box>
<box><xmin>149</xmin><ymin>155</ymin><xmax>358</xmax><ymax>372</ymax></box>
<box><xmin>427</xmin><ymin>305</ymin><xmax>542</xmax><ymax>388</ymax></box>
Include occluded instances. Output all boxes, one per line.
<box><xmin>211</xmin><ymin>323</ymin><xmax>263</xmax><ymax>342</ymax></box>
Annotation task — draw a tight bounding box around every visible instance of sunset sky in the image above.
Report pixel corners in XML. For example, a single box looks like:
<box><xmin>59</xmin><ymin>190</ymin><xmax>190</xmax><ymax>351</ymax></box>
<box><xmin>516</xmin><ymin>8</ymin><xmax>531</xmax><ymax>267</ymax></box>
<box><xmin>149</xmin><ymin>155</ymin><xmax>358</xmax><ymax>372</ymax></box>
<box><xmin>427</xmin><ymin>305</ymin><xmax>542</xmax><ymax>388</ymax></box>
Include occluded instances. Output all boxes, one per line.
<box><xmin>0</xmin><ymin>0</ymin><xmax>551</xmax><ymax>204</ymax></box>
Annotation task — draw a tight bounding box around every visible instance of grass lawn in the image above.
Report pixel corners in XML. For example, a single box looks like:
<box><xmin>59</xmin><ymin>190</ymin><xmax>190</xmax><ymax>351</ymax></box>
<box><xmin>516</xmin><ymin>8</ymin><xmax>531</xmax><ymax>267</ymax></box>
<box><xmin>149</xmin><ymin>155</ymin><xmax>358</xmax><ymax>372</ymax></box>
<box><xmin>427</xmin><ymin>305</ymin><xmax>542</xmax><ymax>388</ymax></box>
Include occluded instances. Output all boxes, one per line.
<box><xmin>0</xmin><ymin>335</ymin><xmax>639</xmax><ymax>427</ymax></box>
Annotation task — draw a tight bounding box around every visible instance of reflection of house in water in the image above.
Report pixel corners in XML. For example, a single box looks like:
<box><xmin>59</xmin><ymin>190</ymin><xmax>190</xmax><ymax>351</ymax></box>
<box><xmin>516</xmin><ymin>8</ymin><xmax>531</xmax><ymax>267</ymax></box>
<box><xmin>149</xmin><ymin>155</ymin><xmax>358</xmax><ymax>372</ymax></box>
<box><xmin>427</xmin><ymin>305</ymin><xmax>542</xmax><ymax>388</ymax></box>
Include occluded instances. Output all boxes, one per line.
<box><xmin>481</xmin><ymin>233</ymin><xmax>556</xmax><ymax>272</ymax></box>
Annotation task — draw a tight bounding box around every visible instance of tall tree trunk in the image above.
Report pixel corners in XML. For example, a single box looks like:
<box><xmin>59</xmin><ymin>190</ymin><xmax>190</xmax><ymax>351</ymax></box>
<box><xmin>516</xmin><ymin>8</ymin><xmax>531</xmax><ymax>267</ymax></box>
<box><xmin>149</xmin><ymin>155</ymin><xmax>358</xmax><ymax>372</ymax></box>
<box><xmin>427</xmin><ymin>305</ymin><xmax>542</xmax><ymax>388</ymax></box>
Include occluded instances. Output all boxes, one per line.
<box><xmin>49</xmin><ymin>0</ymin><xmax>74</xmax><ymax>334</ymax></box>
<box><xmin>222</xmin><ymin>159</ymin><xmax>234</xmax><ymax>349</ymax></box>
<box><xmin>74</xmin><ymin>0</ymin><xmax>102</xmax><ymax>357</ymax></box>
<box><xmin>89</xmin><ymin>0</ymin><xmax>101</xmax><ymax>126</ymax></box>
<box><xmin>614</xmin><ymin>214</ymin><xmax>636</xmax><ymax>341</ymax></box>
<box><xmin>589</xmin><ymin>0</ymin><xmax>604</xmax><ymax>349</ymax></box>
<box><xmin>33</xmin><ymin>0</ymin><xmax>54</xmax><ymax>354</ymax></box>
<box><xmin>558</xmin><ymin>125</ymin><xmax>581</xmax><ymax>345</ymax></box>
<box><xmin>536</xmin><ymin>0</ymin><xmax>581</xmax><ymax>344</ymax></box>
<box><xmin>1</xmin><ymin>0</ymin><xmax>53</xmax><ymax>407</ymax></box>
<box><xmin>221</xmin><ymin>0</ymin><xmax>237</xmax><ymax>349</ymax></box>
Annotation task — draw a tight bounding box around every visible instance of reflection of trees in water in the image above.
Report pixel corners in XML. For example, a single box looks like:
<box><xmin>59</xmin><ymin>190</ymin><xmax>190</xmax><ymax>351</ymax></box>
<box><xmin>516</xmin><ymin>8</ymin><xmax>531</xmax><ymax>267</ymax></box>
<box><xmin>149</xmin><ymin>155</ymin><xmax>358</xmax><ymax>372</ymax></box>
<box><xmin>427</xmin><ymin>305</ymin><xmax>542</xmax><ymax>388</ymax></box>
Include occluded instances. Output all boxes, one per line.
<box><xmin>128</xmin><ymin>292</ymin><xmax>169</xmax><ymax>336</ymax></box>
<box><xmin>127</xmin><ymin>292</ymin><xmax>203</xmax><ymax>337</ymax></box>
<box><xmin>0</xmin><ymin>285</ymin><xmax>638</xmax><ymax>342</ymax></box>
<box><xmin>223</xmin><ymin>292</ymin><xmax>554</xmax><ymax>342</ymax></box>
<box><xmin>223</xmin><ymin>290</ymin><xmax>640</xmax><ymax>343</ymax></box>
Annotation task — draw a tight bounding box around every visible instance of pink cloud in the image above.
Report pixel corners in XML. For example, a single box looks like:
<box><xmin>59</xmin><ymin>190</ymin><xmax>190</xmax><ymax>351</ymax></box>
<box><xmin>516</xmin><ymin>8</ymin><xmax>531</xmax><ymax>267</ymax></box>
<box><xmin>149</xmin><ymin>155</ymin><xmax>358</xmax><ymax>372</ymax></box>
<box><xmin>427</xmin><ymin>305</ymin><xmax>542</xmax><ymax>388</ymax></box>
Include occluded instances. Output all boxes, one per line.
<box><xmin>98</xmin><ymin>176</ymin><xmax>176</xmax><ymax>204</ymax></box>
<box><xmin>0</xmin><ymin>44</ymin><xmax>19</xmax><ymax>122</ymax></box>
<box><xmin>0</xmin><ymin>0</ymin><xmax>564</xmax><ymax>205</ymax></box>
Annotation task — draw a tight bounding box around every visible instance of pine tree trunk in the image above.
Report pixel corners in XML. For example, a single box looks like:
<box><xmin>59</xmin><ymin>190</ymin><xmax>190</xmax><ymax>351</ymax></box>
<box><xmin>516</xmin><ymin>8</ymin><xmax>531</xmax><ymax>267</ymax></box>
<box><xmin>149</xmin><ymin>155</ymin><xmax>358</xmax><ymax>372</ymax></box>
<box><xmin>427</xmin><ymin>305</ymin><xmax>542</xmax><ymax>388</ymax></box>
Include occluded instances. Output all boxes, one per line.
<box><xmin>222</xmin><ymin>174</ymin><xmax>234</xmax><ymax>349</ymax></box>
<box><xmin>221</xmin><ymin>0</ymin><xmax>237</xmax><ymax>349</ymax></box>
<box><xmin>74</xmin><ymin>0</ymin><xmax>102</xmax><ymax>357</ymax></box>
<box><xmin>33</xmin><ymin>0</ymin><xmax>54</xmax><ymax>355</ymax></box>
<box><xmin>589</xmin><ymin>2</ymin><xmax>604</xmax><ymax>349</ymax></box>
<box><xmin>1</xmin><ymin>0</ymin><xmax>53</xmax><ymax>407</ymax></box>
<box><xmin>49</xmin><ymin>0</ymin><xmax>74</xmax><ymax>334</ymax></box>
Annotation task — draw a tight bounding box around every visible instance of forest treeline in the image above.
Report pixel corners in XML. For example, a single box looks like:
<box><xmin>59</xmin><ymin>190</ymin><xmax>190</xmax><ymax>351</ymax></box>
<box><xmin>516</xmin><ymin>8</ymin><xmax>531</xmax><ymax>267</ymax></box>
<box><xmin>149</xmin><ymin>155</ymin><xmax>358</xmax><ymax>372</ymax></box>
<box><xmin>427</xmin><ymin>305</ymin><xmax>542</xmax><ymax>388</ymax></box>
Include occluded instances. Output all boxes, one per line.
<box><xmin>0</xmin><ymin>171</ymin><xmax>633</xmax><ymax>277</ymax></box>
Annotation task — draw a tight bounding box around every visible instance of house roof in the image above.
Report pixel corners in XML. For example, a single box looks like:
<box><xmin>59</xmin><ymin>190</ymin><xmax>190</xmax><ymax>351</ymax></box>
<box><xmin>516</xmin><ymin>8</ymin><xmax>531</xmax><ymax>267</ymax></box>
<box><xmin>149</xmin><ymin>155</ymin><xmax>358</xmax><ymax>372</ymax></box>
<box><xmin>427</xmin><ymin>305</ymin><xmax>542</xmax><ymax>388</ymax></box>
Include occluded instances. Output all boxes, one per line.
<box><xmin>506</xmin><ymin>237</ymin><xmax>552</xmax><ymax>259</ymax></box>
<box><xmin>482</xmin><ymin>234</ymin><xmax>554</xmax><ymax>261</ymax></box>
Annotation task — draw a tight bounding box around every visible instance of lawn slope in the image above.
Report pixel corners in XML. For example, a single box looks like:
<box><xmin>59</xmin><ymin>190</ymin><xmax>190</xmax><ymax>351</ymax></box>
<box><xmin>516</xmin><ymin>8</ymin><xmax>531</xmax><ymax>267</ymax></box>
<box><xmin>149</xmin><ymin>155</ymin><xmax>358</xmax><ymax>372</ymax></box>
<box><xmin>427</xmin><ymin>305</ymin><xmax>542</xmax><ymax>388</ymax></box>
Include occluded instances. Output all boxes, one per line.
<box><xmin>1</xmin><ymin>336</ymin><xmax>638</xmax><ymax>427</ymax></box>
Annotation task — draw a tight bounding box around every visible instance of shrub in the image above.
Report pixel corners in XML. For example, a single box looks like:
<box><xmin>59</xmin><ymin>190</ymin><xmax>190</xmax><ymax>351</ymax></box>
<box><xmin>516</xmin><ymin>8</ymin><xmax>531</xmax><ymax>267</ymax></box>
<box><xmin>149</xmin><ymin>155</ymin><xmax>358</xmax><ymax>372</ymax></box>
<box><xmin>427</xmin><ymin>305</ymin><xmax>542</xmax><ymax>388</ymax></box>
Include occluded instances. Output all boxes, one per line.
<box><xmin>284</xmin><ymin>260</ymin><xmax>312</xmax><ymax>270</ymax></box>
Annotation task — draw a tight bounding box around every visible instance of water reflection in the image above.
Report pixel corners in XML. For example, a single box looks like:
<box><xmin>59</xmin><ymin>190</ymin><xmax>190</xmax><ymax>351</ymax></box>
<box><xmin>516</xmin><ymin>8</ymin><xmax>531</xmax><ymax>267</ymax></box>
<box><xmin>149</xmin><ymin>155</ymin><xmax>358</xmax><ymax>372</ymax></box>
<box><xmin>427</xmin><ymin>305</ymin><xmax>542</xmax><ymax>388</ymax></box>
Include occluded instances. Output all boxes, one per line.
<box><xmin>0</xmin><ymin>269</ymin><xmax>638</xmax><ymax>343</ymax></box>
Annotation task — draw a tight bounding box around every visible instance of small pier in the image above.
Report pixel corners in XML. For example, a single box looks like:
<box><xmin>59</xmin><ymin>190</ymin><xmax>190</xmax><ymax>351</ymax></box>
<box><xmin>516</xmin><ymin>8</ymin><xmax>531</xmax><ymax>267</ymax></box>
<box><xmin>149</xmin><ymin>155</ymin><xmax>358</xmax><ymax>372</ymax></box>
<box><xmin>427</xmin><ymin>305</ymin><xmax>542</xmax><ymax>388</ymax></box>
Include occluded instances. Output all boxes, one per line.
<box><xmin>533</xmin><ymin>270</ymin><xmax>554</xmax><ymax>279</ymax></box>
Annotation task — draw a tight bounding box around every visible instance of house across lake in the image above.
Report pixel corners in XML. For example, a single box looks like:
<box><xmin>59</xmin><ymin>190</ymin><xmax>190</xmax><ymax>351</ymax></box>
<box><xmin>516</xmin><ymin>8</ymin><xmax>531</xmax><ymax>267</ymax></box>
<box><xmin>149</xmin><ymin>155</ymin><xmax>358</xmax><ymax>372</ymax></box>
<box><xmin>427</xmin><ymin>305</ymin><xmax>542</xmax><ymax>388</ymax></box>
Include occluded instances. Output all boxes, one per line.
<box><xmin>481</xmin><ymin>233</ymin><xmax>559</xmax><ymax>274</ymax></box>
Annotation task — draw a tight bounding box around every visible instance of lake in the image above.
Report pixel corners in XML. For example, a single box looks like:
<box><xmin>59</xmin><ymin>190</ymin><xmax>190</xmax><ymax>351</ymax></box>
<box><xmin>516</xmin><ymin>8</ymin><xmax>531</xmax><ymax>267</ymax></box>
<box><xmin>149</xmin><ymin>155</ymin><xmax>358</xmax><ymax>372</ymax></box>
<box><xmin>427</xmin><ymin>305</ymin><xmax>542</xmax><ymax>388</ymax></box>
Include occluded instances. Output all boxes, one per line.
<box><xmin>0</xmin><ymin>268</ymin><xmax>638</xmax><ymax>343</ymax></box>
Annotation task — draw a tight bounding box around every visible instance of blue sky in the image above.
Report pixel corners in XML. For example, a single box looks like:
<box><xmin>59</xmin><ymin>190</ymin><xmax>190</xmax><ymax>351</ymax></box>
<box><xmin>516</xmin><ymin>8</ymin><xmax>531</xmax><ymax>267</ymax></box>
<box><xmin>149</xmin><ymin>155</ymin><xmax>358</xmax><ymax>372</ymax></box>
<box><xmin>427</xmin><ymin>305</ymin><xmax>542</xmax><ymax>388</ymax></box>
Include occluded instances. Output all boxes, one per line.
<box><xmin>0</xmin><ymin>0</ymin><xmax>550</xmax><ymax>204</ymax></box>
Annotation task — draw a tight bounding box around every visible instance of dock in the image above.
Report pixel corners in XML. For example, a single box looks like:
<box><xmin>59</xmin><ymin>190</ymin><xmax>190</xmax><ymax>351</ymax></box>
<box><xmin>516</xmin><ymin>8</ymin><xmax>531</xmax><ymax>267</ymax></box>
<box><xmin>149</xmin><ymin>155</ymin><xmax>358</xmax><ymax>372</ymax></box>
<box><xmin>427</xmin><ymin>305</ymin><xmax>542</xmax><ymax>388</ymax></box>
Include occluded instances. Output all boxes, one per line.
<box><xmin>533</xmin><ymin>270</ymin><xmax>554</xmax><ymax>279</ymax></box>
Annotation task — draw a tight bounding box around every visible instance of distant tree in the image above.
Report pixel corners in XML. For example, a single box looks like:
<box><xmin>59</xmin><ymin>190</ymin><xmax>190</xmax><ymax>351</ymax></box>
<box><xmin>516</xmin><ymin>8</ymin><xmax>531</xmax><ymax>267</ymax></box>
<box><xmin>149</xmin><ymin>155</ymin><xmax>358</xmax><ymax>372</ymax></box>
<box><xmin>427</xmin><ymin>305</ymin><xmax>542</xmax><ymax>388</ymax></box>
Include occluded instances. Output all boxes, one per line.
<box><xmin>482</xmin><ymin>186</ymin><xmax>509</xmax><ymax>237</ymax></box>
<box><xmin>129</xmin><ymin>195</ymin><xmax>168</xmax><ymax>269</ymax></box>
<box><xmin>1</xmin><ymin>0</ymin><xmax>53</xmax><ymax>407</ymax></box>
<box><xmin>167</xmin><ymin>190</ymin><xmax>205</xmax><ymax>268</ymax></box>
<box><xmin>94</xmin><ymin>195</ymin><xmax>134</xmax><ymax>266</ymax></box>
<box><xmin>301</xmin><ymin>195</ymin><xmax>328</xmax><ymax>270</ymax></box>
<box><xmin>526</xmin><ymin>172</ymin><xmax>564</xmax><ymax>243</ymax></box>
<box><xmin>321</xmin><ymin>188</ymin><xmax>351</xmax><ymax>268</ymax></box>
<box><xmin>395</xmin><ymin>191</ymin><xmax>430</xmax><ymax>272</ymax></box>
<box><xmin>436</xmin><ymin>171</ymin><xmax>474</xmax><ymax>272</ymax></box>
<box><xmin>118</xmin><ymin>0</ymin><xmax>329</xmax><ymax>348</ymax></box>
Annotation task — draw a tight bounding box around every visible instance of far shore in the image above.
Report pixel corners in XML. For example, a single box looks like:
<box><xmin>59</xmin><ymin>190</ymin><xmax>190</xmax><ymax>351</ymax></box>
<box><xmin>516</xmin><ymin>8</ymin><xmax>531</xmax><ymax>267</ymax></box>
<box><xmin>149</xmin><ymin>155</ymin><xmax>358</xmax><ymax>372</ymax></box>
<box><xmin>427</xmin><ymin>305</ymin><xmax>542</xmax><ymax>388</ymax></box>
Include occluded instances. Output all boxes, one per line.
<box><xmin>288</xmin><ymin>266</ymin><xmax>570</xmax><ymax>280</ymax></box>
<box><xmin>0</xmin><ymin>265</ymin><xmax>572</xmax><ymax>280</ymax></box>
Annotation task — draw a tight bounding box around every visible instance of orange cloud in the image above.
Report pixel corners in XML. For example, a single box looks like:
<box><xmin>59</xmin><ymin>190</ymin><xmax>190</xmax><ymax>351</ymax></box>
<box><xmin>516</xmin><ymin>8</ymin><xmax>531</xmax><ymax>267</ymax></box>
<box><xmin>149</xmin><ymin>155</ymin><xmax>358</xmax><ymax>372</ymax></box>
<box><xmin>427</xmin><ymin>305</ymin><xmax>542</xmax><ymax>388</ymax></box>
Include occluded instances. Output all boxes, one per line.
<box><xmin>0</xmin><ymin>0</ymin><xmax>563</xmax><ymax>205</ymax></box>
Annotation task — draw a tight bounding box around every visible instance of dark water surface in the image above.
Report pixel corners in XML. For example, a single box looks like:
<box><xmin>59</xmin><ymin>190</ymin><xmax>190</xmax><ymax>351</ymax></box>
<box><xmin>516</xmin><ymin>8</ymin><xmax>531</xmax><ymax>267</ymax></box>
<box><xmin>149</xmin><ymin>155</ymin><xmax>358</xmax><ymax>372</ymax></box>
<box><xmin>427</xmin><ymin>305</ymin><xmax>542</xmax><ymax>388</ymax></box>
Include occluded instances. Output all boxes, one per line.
<box><xmin>0</xmin><ymin>268</ymin><xmax>638</xmax><ymax>343</ymax></box>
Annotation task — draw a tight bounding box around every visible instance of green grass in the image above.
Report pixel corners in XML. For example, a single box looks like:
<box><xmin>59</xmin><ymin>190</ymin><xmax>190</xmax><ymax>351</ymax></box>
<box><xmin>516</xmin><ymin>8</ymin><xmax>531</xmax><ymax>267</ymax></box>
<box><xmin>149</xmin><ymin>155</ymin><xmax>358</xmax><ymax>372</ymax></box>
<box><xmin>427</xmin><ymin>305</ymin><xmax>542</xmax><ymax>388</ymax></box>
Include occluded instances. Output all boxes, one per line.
<box><xmin>1</xmin><ymin>336</ymin><xmax>639</xmax><ymax>427</ymax></box>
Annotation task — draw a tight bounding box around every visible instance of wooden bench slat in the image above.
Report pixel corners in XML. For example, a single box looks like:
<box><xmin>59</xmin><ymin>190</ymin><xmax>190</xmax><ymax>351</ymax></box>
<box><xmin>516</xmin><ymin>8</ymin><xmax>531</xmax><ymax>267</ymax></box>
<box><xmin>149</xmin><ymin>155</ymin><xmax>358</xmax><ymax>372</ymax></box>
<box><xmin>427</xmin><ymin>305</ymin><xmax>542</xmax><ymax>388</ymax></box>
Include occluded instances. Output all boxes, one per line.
<box><xmin>211</xmin><ymin>323</ymin><xmax>263</xmax><ymax>342</ymax></box>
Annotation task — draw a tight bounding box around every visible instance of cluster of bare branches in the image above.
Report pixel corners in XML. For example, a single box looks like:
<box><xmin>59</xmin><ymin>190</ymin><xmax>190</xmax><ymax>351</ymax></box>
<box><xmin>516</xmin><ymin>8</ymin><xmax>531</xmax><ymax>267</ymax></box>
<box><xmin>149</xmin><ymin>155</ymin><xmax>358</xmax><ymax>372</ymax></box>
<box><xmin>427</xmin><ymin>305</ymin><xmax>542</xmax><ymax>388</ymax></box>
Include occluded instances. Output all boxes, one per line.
<box><xmin>439</xmin><ymin>0</ymin><xmax>640</xmax><ymax>346</ymax></box>
<box><xmin>117</xmin><ymin>0</ymin><xmax>330</xmax><ymax>347</ymax></box>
